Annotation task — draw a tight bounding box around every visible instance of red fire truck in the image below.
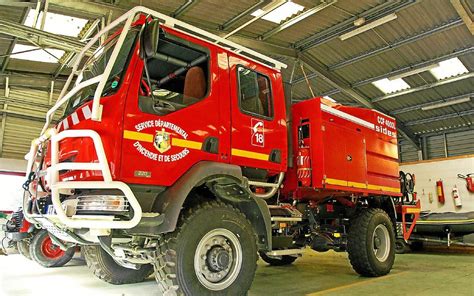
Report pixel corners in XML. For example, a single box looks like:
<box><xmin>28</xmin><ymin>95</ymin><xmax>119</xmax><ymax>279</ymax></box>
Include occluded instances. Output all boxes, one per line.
<box><xmin>23</xmin><ymin>7</ymin><xmax>419</xmax><ymax>295</ymax></box>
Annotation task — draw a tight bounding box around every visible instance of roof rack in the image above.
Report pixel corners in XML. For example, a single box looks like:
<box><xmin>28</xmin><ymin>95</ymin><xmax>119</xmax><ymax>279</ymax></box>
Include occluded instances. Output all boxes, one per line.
<box><xmin>135</xmin><ymin>6</ymin><xmax>287</xmax><ymax>70</ymax></box>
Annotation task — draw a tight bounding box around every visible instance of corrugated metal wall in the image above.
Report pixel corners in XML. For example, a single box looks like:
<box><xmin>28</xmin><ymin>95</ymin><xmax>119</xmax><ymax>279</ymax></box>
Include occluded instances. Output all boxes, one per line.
<box><xmin>446</xmin><ymin>130</ymin><xmax>474</xmax><ymax>157</ymax></box>
<box><xmin>0</xmin><ymin>87</ymin><xmax>61</xmax><ymax>159</ymax></box>
<box><xmin>399</xmin><ymin>129</ymin><xmax>474</xmax><ymax>163</ymax></box>
<box><xmin>399</xmin><ymin>139</ymin><xmax>419</xmax><ymax>163</ymax></box>
<box><xmin>426</xmin><ymin>134</ymin><xmax>446</xmax><ymax>159</ymax></box>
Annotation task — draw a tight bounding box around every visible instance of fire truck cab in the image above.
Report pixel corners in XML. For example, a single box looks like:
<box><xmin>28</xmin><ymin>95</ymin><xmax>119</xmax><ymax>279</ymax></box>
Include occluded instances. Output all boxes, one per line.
<box><xmin>23</xmin><ymin>7</ymin><xmax>419</xmax><ymax>295</ymax></box>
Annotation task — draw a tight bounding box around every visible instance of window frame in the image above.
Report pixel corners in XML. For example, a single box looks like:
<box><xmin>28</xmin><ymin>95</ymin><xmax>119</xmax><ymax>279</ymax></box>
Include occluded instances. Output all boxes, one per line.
<box><xmin>236</xmin><ymin>65</ymin><xmax>274</xmax><ymax>120</ymax></box>
<box><xmin>138</xmin><ymin>29</ymin><xmax>212</xmax><ymax>116</ymax></box>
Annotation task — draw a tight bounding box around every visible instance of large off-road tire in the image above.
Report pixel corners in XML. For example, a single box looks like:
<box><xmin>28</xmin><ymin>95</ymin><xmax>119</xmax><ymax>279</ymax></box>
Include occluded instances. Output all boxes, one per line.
<box><xmin>259</xmin><ymin>251</ymin><xmax>297</xmax><ymax>266</ymax></box>
<box><xmin>83</xmin><ymin>245</ymin><xmax>153</xmax><ymax>285</ymax></box>
<box><xmin>30</xmin><ymin>230</ymin><xmax>75</xmax><ymax>267</ymax></box>
<box><xmin>17</xmin><ymin>239</ymin><xmax>32</xmax><ymax>260</ymax></box>
<box><xmin>154</xmin><ymin>201</ymin><xmax>258</xmax><ymax>295</ymax></box>
<box><xmin>347</xmin><ymin>208</ymin><xmax>395</xmax><ymax>277</ymax></box>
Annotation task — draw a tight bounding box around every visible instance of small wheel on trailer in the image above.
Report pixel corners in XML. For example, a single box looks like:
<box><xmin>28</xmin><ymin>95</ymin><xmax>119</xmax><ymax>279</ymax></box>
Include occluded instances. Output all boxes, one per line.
<box><xmin>17</xmin><ymin>239</ymin><xmax>32</xmax><ymax>260</ymax></box>
<box><xmin>154</xmin><ymin>201</ymin><xmax>258</xmax><ymax>295</ymax></box>
<box><xmin>29</xmin><ymin>230</ymin><xmax>75</xmax><ymax>267</ymax></box>
<box><xmin>347</xmin><ymin>208</ymin><xmax>395</xmax><ymax>277</ymax></box>
<box><xmin>82</xmin><ymin>245</ymin><xmax>154</xmax><ymax>285</ymax></box>
<box><xmin>395</xmin><ymin>238</ymin><xmax>410</xmax><ymax>254</ymax></box>
<box><xmin>259</xmin><ymin>251</ymin><xmax>297</xmax><ymax>266</ymax></box>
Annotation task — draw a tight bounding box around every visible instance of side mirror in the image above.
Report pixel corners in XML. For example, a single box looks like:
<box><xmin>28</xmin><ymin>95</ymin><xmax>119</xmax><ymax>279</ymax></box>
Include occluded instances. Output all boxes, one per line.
<box><xmin>141</xmin><ymin>20</ymin><xmax>160</xmax><ymax>59</ymax></box>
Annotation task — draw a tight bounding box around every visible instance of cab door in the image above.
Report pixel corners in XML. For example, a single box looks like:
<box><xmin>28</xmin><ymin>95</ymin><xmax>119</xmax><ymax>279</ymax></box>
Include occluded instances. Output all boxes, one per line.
<box><xmin>228</xmin><ymin>56</ymin><xmax>287</xmax><ymax>174</ymax></box>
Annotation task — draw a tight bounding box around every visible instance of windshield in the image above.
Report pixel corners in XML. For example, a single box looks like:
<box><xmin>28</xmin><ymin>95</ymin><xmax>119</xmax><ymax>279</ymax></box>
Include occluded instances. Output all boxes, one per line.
<box><xmin>63</xmin><ymin>28</ymin><xmax>139</xmax><ymax>118</ymax></box>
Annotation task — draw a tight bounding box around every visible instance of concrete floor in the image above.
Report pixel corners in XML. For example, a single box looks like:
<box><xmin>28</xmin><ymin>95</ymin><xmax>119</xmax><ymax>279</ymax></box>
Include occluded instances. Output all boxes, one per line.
<box><xmin>0</xmin><ymin>248</ymin><xmax>473</xmax><ymax>296</ymax></box>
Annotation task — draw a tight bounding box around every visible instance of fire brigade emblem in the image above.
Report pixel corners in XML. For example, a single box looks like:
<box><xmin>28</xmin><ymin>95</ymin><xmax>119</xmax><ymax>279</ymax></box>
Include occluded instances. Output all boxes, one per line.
<box><xmin>154</xmin><ymin>128</ymin><xmax>171</xmax><ymax>153</ymax></box>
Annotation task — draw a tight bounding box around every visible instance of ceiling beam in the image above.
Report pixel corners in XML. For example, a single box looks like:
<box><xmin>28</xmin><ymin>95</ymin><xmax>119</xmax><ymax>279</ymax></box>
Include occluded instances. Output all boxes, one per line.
<box><xmin>225</xmin><ymin>35</ymin><xmax>298</xmax><ymax>59</ymax></box>
<box><xmin>298</xmin><ymin>53</ymin><xmax>420</xmax><ymax>149</ymax></box>
<box><xmin>450</xmin><ymin>0</ymin><xmax>474</xmax><ymax>34</ymax></box>
<box><xmin>0</xmin><ymin>19</ymin><xmax>96</xmax><ymax>54</ymax></box>
<box><xmin>372</xmin><ymin>72</ymin><xmax>474</xmax><ymax>103</ymax></box>
<box><xmin>298</xmin><ymin>54</ymin><xmax>372</xmax><ymax>108</ymax></box>
<box><xmin>406</xmin><ymin>109</ymin><xmax>474</xmax><ymax>126</ymax></box>
<box><xmin>329</xmin><ymin>18</ymin><xmax>464</xmax><ymax>70</ymax></box>
<box><xmin>352</xmin><ymin>46</ymin><xmax>473</xmax><ymax>87</ymax></box>
<box><xmin>302</xmin><ymin>46</ymin><xmax>473</xmax><ymax>98</ymax></box>
<box><xmin>294</xmin><ymin>0</ymin><xmax>416</xmax><ymax>51</ymax></box>
<box><xmin>414</xmin><ymin>125</ymin><xmax>473</xmax><ymax>137</ymax></box>
<box><xmin>391</xmin><ymin>93</ymin><xmax>474</xmax><ymax>115</ymax></box>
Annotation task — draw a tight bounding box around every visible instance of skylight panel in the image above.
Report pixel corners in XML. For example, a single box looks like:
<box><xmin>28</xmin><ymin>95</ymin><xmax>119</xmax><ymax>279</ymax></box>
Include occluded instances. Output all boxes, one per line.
<box><xmin>252</xmin><ymin>2</ymin><xmax>305</xmax><ymax>24</ymax></box>
<box><xmin>429</xmin><ymin>57</ymin><xmax>468</xmax><ymax>80</ymax></box>
<box><xmin>372</xmin><ymin>78</ymin><xmax>410</xmax><ymax>94</ymax></box>
<box><xmin>24</xmin><ymin>10</ymin><xmax>88</xmax><ymax>37</ymax></box>
<box><xmin>11</xmin><ymin>44</ymin><xmax>65</xmax><ymax>63</ymax></box>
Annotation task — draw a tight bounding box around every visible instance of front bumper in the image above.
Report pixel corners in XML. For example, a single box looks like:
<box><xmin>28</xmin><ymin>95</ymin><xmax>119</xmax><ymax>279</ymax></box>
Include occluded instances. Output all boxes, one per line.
<box><xmin>24</xmin><ymin>129</ymin><xmax>143</xmax><ymax>231</ymax></box>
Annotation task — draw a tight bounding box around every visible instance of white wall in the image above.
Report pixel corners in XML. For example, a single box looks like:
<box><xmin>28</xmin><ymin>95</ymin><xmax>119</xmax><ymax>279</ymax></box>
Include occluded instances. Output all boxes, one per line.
<box><xmin>400</xmin><ymin>156</ymin><xmax>474</xmax><ymax>213</ymax></box>
<box><xmin>0</xmin><ymin>158</ymin><xmax>27</xmax><ymax>212</ymax></box>
<box><xmin>0</xmin><ymin>158</ymin><xmax>27</xmax><ymax>172</ymax></box>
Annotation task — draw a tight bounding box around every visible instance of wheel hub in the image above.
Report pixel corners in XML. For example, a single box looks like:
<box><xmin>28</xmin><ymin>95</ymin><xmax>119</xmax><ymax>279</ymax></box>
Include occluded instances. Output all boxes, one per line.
<box><xmin>372</xmin><ymin>224</ymin><xmax>390</xmax><ymax>262</ymax></box>
<box><xmin>41</xmin><ymin>236</ymin><xmax>64</xmax><ymax>259</ymax></box>
<box><xmin>207</xmin><ymin>246</ymin><xmax>231</xmax><ymax>272</ymax></box>
<box><xmin>194</xmin><ymin>229</ymin><xmax>243</xmax><ymax>291</ymax></box>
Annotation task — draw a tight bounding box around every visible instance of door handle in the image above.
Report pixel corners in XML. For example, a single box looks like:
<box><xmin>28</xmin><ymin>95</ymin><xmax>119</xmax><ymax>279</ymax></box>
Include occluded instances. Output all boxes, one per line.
<box><xmin>270</xmin><ymin>149</ymin><xmax>281</xmax><ymax>164</ymax></box>
<box><xmin>346</xmin><ymin>155</ymin><xmax>352</xmax><ymax>161</ymax></box>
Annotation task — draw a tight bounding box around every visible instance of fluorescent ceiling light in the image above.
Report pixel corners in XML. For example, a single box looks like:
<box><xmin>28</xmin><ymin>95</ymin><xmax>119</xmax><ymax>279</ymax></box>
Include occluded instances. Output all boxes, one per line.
<box><xmin>24</xmin><ymin>10</ymin><xmax>88</xmax><ymax>37</ymax></box>
<box><xmin>429</xmin><ymin>57</ymin><xmax>468</xmax><ymax>80</ymax></box>
<box><xmin>340</xmin><ymin>13</ymin><xmax>397</xmax><ymax>41</ymax></box>
<box><xmin>421</xmin><ymin>97</ymin><xmax>471</xmax><ymax>111</ymax></box>
<box><xmin>372</xmin><ymin>78</ymin><xmax>410</xmax><ymax>94</ymax></box>
<box><xmin>11</xmin><ymin>44</ymin><xmax>65</xmax><ymax>63</ymax></box>
<box><xmin>252</xmin><ymin>2</ymin><xmax>305</xmax><ymax>24</ymax></box>
<box><xmin>389</xmin><ymin>63</ymin><xmax>439</xmax><ymax>80</ymax></box>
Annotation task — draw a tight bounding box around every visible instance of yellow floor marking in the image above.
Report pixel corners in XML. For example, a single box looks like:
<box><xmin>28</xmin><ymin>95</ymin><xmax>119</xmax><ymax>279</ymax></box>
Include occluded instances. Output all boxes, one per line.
<box><xmin>306</xmin><ymin>271</ymin><xmax>409</xmax><ymax>296</ymax></box>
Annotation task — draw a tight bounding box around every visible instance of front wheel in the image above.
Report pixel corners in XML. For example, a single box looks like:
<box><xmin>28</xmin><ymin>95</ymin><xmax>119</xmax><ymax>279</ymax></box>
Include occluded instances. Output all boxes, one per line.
<box><xmin>29</xmin><ymin>230</ymin><xmax>75</xmax><ymax>267</ymax></box>
<box><xmin>83</xmin><ymin>245</ymin><xmax>153</xmax><ymax>285</ymax></box>
<box><xmin>154</xmin><ymin>201</ymin><xmax>258</xmax><ymax>295</ymax></box>
<box><xmin>347</xmin><ymin>208</ymin><xmax>395</xmax><ymax>277</ymax></box>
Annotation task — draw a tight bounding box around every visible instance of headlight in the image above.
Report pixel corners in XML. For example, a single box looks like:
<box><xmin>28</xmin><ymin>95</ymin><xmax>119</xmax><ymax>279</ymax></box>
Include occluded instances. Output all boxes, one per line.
<box><xmin>76</xmin><ymin>195</ymin><xmax>129</xmax><ymax>213</ymax></box>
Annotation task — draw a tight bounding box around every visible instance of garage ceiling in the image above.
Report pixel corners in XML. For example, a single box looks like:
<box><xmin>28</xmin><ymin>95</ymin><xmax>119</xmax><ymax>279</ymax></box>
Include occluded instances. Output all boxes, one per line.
<box><xmin>0</xmin><ymin>0</ymin><xmax>473</xmax><ymax>159</ymax></box>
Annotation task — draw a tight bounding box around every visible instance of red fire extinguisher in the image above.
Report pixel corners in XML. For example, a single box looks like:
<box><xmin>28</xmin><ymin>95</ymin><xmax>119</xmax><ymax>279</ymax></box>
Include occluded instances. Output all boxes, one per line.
<box><xmin>297</xmin><ymin>147</ymin><xmax>311</xmax><ymax>187</ymax></box>
<box><xmin>436</xmin><ymin>180</ymin><xmax>445</xmax><ymax>204</ymax></box>
<box><xmin>458</xmin><ymin>174</ymin><xmax>474</xmax><ymax>193</ymax></box>
<box><xmin>452</xmin><ymin>186</ymin><xmax>462</xmax><ymax>207</ymax></box>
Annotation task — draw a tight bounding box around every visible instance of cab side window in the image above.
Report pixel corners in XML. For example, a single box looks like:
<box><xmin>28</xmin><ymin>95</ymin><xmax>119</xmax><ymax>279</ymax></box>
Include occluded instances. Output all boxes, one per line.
<box><xmin>139</xmin><ymin>30</ymin><xmax>209</xmax><ymax>115</ymax></box>
<box><xmin>237</xmin><ymin>67</ymin><xmax>273</xmax><ymax>118</ymax></box>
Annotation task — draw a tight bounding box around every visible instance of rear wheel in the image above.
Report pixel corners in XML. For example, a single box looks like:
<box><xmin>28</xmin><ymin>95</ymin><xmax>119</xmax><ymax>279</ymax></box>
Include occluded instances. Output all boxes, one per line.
<box><xmin>259</xmin><ymin>251</ymin><xmax>297</xmax><ymax>266</ymax></box>
<box><xmin>17</xmin><ymin>239</ymin><xmax>31</xmax><ymax>260</ymax></box>
<box><xmin>347</xmin><ymin>208</ymin><xmax>395</xmax><ymax>277</ymax></box>
<box><xmin>30</xmin><ymin>230</ymin><xmax>75</xmax><ymax>267</ymax></box>
<box><xmin>83</xmin><ymin>245</ymin><xmax>153</xmax><ymax>285</ymax></box>
<box><xmin>154</xmin><ymin>201</ymin><xmax>258</xmax><ymax>295</ymax></box>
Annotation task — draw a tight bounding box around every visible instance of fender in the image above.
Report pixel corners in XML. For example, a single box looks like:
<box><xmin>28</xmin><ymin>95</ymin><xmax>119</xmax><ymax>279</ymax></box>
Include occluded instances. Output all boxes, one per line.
<box><xmin>152</xmin><ymin>161</ymin><xmax>272</xmax><ymax>250</ymax></box>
